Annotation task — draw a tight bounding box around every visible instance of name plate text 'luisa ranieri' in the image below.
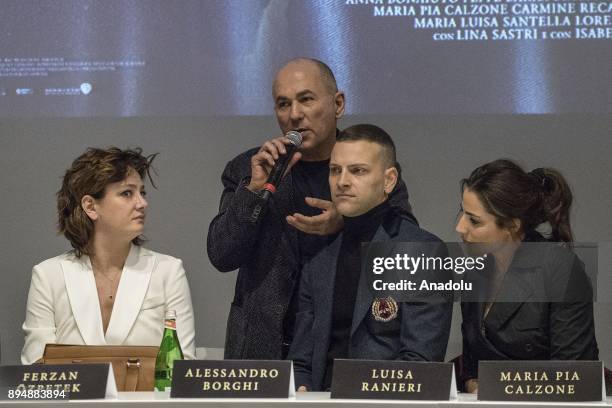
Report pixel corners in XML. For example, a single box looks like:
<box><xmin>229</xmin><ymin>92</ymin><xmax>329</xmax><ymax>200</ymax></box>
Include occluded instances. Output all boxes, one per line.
<box><xmin>331</xmin><ymin>360</ymin><xmax>456</xmax><ymax>400</ymax></box>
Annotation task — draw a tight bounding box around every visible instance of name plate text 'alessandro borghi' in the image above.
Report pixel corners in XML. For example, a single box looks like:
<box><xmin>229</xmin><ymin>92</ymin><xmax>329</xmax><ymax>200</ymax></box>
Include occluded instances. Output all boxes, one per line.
<box><xmin>170</xmin><ymin>360</ymin><xmax>295</xmax><ymax>398</ymax></box>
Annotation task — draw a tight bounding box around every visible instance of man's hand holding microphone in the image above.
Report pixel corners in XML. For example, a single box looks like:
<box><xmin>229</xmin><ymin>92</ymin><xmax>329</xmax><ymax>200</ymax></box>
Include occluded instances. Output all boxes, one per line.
<box><xmin>248</xmin><ymin>131</ymin><xmax>343</xmax><ymax>235</ymax></box>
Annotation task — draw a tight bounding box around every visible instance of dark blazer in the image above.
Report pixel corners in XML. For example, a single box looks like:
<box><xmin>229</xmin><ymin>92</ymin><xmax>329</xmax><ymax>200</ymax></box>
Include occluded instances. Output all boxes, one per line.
<box><xmin>207</xmin><ymin>146</ymin><xmax>414</xmax><ymax>359</ymax></box>
<box><xmin>288</xmin><ymin>213</ymin><xmax>453</xmax><ymax>391</ymax></box>
<box><xmin>461</xmin><ymin>238</ymin><xmax>599</xmax><ymax>381</ymax></box>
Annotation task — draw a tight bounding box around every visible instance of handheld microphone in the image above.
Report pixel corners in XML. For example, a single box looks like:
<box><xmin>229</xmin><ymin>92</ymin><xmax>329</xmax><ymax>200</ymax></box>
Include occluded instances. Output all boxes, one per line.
<box><xmin>260</xmin><ymin>130</ymin><xmax>302</xmax><ymax>201</ymax></box>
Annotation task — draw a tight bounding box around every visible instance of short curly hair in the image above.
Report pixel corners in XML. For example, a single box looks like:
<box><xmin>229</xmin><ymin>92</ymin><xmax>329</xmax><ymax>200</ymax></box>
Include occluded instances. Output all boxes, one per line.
<box><xmin>57</xmin><ymin>147</ymin><xmax>157</xmax><ymax>257</ymax></box>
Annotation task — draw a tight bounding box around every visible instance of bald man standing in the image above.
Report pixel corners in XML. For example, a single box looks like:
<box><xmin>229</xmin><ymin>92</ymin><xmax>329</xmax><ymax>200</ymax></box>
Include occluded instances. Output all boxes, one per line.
<box><xmin>207</xmin><ymin>58</ymin><xmax>415</xmax><ymax>359</ymax></box>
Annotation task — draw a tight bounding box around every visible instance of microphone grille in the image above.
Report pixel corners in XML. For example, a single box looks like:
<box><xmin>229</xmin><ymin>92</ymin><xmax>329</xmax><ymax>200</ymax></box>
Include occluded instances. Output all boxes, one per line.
<box><xmin>286</xmin><ymin>130</ymin><xmax>303</xmax><ymax>147</ymax></box>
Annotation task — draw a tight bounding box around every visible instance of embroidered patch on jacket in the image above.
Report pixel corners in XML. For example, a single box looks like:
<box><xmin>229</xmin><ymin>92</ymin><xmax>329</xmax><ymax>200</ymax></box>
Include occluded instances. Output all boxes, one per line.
<box><xmin>371</xmin><ymin>296</ymin><xmax>398</xmax><ymax>322</ymax></box>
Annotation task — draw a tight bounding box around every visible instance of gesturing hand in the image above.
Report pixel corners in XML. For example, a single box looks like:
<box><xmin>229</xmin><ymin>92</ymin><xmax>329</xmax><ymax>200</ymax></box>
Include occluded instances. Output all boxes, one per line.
<box><xmin>286</xmin><ymin>197</ymin><xmax>344</xmax><ymax>236</ymax></box>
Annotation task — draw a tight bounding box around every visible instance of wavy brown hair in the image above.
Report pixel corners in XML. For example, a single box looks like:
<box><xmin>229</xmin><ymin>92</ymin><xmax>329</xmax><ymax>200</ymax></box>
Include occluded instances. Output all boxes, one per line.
<box><xmin>57</xmin><ymin>147</ymin><xmax>157</xmax><ymax>257</ymax></box>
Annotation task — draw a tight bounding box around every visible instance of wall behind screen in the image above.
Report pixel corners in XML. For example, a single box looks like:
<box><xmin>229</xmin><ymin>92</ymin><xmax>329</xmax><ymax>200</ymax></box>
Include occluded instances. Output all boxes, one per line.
<box><xmin>1</xmin><ymin>114</ymin><xmax>611</xmax><ymax>365</ymax></box>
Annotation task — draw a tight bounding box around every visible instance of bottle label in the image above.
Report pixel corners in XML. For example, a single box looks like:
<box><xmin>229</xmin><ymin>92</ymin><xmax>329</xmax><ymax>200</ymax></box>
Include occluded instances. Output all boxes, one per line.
<box><xmin>164</xmin><ymin>319</ymin><xmax>176</xmax><ymax>330</ymax></box>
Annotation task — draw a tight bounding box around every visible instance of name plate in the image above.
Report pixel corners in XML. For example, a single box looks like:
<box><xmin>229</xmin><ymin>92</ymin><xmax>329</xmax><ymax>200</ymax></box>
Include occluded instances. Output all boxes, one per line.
<box><xmin>170</xmin><ymin>360</ymin><xmax>295</xmax><ymax>398</ymax></box>
<box><xmin>0</xmin><ymin>363</ymin><xmax>117</xmax><ymax>400</ymax></box>
<box><xmin>478</xmin><ymin>360</ymin><xmax>604</xmax><ymax>402</ymax></box>
<box><xmin>330</xmin><ymin>359</ymin><xmax>456</xmax><ymax>400</ymax></box>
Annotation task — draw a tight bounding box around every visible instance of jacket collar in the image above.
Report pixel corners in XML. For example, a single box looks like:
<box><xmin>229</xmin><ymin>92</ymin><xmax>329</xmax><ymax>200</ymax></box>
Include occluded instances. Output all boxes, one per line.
<box><xmin>484</xmin><ymin>267</ymin><xmax>536</xmax><ymax>330</ymax></box>
<box><xmin>269</xmin><ymin>171</ymin><xmax>299</xmax><ymax>267</ymax></box>
<box><xmin>484</xmin><ymin>243</ymin><xmax>542</xmax><ymax>330</ymax></box>
<box><xmin>61</xmin><ymin>244</ymin><xmax>154</xmax><ymax>345</ymax></box>
<box><xmin>350</xmin><ymin>224</ymin><xmax>393</xmax><ymax>336</ymax></box>
<box><xmin>510</xmin><ymin>240</ymin><xmax>553</xmax><ymax>268</ymax></box>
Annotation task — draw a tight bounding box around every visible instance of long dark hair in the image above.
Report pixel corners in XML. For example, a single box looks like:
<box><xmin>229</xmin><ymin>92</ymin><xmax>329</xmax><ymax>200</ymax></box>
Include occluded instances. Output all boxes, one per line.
<box><xmin>461</xmin><ymin>159</ymin><xmax>574</xmax><ymax>243</ymax></box>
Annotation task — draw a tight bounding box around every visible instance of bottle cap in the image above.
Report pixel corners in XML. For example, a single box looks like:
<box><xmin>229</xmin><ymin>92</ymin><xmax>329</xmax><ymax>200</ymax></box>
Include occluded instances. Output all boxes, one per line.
<box><xmin>165</xmin><ymin>309</ymin><xmax>177</xmax><ymax>320</ymax></box>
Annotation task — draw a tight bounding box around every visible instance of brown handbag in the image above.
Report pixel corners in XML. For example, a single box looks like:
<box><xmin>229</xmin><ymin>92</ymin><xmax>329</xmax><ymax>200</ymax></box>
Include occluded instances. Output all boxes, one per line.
<box><xmin>41</xmin><ymin>344</ymin><xmax>159</xmax><ymax>392</ymax></box>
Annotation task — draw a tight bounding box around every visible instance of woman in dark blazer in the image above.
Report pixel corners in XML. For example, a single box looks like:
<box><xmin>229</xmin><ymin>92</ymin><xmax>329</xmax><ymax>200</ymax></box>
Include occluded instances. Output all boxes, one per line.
<box><xmin>456</xmin><ymin>159</ymin><xmax>598</xmax><ymax>394</ymax></box>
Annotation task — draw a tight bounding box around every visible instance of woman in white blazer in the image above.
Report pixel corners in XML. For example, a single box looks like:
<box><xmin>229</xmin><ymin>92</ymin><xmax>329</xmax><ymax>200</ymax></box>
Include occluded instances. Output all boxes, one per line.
<box><xmin>22</xmin><ymin>147</ymin><xmax>196</xmax><ymax>364</ymax></box>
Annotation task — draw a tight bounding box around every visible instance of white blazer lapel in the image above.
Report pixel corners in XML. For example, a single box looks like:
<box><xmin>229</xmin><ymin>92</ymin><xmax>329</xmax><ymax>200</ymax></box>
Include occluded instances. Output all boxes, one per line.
<box><xmin>105</xmin><ymin>245</ymin><xmax>154</xmax><ymax>345</ymax></box>
<box><xmin>61</xmin><ymin>254</ymin><xmax>106</xmax><ymax>345</ymax></box>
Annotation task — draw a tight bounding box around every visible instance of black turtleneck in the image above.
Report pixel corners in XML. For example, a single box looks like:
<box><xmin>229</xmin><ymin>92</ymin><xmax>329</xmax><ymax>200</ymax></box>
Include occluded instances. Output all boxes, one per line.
<box><xmin>323</xmin><ymin>200</ymin><xmax>391</xmax><ymax>390</ymax></box>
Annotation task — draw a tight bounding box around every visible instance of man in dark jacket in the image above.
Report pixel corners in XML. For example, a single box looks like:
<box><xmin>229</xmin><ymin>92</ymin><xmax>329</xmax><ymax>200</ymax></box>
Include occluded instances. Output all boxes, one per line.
<box><xmin>207</xmin><ymin>58</ymin><xmax>414</xmax><ymax>359</ymax></box>
<box><xmin>288</xmin><ymin>124</ymin><xmax>452</xmax><ymax>391</ymax></box>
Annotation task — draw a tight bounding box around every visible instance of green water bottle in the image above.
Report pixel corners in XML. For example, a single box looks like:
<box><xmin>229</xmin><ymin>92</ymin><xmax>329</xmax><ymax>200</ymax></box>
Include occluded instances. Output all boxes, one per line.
<box><xmin>154</xmin><ymin>309</ymin><xmax>184</xmax><ymax>391</ymax></box>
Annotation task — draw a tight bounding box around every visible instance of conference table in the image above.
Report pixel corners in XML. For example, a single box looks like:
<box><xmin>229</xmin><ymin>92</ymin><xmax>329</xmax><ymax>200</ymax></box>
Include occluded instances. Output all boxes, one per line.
<box><xmin>3</xmin><ymin>392</ymin><xmax>611</xmax><ymax>407</ymax></box>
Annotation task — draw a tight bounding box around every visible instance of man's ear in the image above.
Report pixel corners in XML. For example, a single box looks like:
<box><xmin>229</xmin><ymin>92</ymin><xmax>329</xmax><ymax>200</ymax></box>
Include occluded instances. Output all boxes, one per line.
<box><xmin>334</xmin><ymin>91</ymin><xmax>345</xmax><ymax>119</ymax></box>
<box><xmin>81</xmin><ymin>195</ymin><xmax>98</xmax><ymax>221</ymax></box>
<box><xmin>384</xmin><ymin>167</ymin><xmax>398</xmax><ymax>195</ymax></box>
